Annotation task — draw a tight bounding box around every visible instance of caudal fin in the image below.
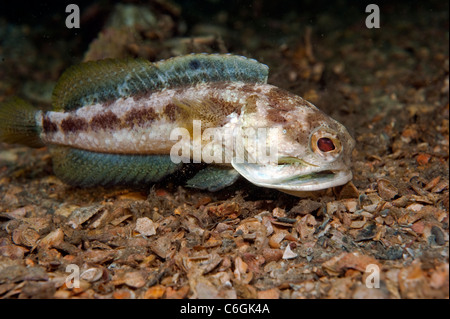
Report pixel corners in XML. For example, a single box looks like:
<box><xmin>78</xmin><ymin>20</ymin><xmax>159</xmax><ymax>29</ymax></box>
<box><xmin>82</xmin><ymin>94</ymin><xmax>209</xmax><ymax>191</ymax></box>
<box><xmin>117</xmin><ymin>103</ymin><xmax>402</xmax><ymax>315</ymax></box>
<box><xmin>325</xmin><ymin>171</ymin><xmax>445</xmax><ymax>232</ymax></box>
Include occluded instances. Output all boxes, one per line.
<box><xmin>0</xmin><ymin>97</ymin><xmax>43</xmax><ymax>147</ymax></box>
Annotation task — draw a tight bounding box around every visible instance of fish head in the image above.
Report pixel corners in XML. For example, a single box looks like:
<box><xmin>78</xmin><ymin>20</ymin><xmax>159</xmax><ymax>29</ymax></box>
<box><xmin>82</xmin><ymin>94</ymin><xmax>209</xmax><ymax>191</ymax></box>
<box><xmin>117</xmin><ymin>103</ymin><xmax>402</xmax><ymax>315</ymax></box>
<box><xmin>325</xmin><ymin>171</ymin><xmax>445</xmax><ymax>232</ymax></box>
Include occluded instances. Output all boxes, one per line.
<box><xmin>231</xmin><ymin>89</ymin><xmax>355</xmax><ymax>194</ymax></box>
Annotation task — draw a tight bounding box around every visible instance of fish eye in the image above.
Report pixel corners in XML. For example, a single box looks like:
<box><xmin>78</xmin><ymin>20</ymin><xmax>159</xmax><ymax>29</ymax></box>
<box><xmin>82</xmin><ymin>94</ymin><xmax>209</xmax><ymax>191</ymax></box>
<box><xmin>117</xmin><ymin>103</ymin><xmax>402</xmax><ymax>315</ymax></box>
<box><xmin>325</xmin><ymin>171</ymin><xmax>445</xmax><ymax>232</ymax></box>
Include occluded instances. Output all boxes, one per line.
<box><xmin>317</xmin><ymin>137</ymin><xmax>335</xmax><ymax>152</ymax></box>
<box><xmin>310</xmin><ymin>128</ymin><xmax>342</xmax><ymax>158</ymax></box>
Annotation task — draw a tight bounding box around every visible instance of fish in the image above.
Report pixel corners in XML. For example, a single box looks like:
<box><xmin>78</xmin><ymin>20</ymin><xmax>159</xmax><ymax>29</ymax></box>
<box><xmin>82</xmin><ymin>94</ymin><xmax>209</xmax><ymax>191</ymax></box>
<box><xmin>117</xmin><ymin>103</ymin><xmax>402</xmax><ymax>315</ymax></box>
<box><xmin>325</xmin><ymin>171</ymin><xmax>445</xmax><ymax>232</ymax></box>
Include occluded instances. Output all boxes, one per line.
<box><xmin>0</xmin><ymin>54</ymin><xmax>355</xmax><ymax>196</ymax></box>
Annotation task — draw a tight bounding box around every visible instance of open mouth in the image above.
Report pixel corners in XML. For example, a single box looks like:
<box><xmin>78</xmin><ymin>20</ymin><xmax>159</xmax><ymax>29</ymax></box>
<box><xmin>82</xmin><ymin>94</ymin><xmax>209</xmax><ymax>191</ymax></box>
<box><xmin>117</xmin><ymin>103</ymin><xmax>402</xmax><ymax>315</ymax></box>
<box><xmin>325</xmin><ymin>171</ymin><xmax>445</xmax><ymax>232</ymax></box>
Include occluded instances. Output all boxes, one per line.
<box><xmin>231</xmin><ymin>159</ymin><xmax>352</xmax><ymax>191</ymax></box>
<box><xmin>282</xmin><ymin>170</ymin><xmax>335</xmax><ymax>184</ymax></box>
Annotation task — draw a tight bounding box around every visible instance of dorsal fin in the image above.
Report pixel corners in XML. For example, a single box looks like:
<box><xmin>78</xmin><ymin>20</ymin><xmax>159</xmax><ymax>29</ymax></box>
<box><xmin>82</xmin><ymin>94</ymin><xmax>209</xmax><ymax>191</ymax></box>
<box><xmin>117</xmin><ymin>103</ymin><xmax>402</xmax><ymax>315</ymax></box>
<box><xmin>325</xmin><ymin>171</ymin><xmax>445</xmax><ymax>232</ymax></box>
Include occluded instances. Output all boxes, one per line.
<box><xmin>52</xmin><ymin>54</ymin><xmax>269</xmax><ymax>111</ymax></box>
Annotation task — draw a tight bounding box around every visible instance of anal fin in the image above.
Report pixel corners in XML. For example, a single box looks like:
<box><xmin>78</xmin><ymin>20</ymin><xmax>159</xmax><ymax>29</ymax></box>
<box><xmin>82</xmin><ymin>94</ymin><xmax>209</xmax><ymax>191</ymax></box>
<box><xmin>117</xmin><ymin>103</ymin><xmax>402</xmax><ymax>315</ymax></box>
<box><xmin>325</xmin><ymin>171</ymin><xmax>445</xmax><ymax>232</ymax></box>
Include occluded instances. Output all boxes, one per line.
<box><xmin>51</xmin><ymin>146</ymin><xmax>182</xmax><ymax>187</ymax></box>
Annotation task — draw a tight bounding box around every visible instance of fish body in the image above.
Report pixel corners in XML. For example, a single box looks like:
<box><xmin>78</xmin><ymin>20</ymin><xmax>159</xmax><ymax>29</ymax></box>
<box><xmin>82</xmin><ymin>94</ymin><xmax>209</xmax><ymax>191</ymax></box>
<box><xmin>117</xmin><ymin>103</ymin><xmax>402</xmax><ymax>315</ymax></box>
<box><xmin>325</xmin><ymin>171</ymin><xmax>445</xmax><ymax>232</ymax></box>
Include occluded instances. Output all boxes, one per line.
<box><xmin>0</xmin><ymin>54</ymin><xmax>355</xmax><ymax>195</ymax></box>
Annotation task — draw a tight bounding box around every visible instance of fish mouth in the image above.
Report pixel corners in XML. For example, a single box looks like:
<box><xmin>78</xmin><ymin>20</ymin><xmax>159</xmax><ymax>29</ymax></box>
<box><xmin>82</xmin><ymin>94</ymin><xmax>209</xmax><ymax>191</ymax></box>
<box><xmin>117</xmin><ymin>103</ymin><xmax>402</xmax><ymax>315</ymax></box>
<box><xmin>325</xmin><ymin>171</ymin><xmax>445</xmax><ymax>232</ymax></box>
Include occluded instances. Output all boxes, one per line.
<box><xmin>231</xmin><ymin>159</ymin><xmax>353</xmax><ymax>191</ymax></box>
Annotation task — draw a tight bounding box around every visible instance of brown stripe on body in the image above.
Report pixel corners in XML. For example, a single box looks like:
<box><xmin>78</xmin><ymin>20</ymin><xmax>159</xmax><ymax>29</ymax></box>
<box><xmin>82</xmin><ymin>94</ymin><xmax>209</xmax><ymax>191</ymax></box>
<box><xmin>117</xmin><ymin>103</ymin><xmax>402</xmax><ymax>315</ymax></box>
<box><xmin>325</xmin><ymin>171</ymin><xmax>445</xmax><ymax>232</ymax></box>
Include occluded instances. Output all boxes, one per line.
<box><xmin>90</xmin><ymin>110</ymin><xmax>122</xmax><ymax>131</ymax></box>
<box><xmin>60</xmin><ymin>117</ymin><xmax>88</xmax><ymax>133</ymax></box>
<box><xmin>163</xmin><ymin>103</ymin><xmax>179</xmax><ymax>122</ymax></box>
<box><xmin>124</xmin><ymin>107</ymin><xmax>159</xmax><ymax>128</ymax></box>
<box><xmin>40</xmin><ymin>82</ymin><xmax>274</xmax><ymax>153</ymax></box>
<box><xmin>42</xmin><ymin>115</ymin><xmax>58</xmax><ymax>133</ymax></box>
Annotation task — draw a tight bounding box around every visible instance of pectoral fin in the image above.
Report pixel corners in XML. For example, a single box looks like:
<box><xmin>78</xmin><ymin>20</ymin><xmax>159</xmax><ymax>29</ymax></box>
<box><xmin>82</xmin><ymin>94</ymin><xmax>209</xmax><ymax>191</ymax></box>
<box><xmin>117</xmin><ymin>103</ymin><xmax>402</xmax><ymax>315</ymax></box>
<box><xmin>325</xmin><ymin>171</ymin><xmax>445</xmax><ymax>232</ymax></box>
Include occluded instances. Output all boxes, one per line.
<box><xmin>186</xmin><ymin>166</ymin><xmax>240</xmax><ymax>191</ymax></box>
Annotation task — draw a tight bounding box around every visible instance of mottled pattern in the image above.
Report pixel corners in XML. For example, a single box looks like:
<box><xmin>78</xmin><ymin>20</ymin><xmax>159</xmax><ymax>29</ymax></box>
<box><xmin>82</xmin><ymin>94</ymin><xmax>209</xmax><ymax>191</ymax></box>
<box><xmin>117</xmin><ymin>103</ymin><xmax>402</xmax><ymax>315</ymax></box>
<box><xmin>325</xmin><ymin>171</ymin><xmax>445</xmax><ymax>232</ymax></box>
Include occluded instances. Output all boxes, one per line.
<box><xmin>37</xmin><ymin>79</ymin><xmax>353</xmax><ymax>192</ymax></box>
<box><xmin>266</xmin><ymin>87</ymin><xmax>300</xmax><ymax>111</ymax></box>
<box><xmin>39</xmin><ymin>82</ymin><xmax>276</xmax><ymax>153</ymax></box>
<box><xmin>1</xmin><ymin>54</ymin><xmax>355</xmax><ymax>193</ymax></box>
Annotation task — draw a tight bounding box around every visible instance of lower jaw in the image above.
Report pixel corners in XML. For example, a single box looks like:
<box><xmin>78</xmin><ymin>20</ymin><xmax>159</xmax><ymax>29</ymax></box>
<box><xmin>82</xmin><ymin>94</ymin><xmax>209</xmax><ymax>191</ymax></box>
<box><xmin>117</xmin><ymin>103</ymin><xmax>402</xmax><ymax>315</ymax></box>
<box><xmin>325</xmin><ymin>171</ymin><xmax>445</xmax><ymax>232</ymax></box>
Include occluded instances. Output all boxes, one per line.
<box><xmin>254</xmin><ymin>170</ymin><xmax>353</xmax><ymax>192</ymax></box>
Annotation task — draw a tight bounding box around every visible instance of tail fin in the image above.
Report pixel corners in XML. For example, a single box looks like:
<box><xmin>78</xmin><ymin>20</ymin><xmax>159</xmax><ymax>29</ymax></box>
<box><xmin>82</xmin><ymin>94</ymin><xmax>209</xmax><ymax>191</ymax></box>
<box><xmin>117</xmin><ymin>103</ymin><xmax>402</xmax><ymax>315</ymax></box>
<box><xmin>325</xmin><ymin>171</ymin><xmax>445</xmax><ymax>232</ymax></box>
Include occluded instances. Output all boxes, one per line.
<box><xmin>0</xmin><ymin>97</ymin><xmax>44</xmax><ymax>147</ymax></box>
